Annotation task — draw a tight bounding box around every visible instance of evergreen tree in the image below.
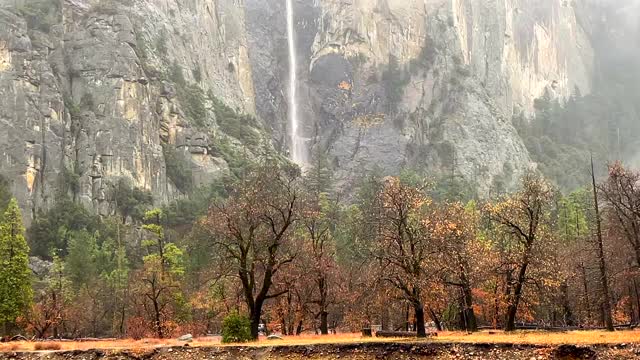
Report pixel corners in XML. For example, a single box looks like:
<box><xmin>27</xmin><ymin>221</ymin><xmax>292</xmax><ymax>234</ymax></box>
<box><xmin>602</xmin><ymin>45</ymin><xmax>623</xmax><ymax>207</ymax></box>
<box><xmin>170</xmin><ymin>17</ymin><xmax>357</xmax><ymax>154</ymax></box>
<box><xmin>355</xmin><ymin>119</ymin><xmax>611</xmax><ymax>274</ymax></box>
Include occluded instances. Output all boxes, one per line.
<box><xmin>65</xmin><ymin>230</ymin><xmax>98</xmax><ymax>289</ymax></box>
<box><xmin>136</xmin><ymin>209</ymin><xmax>186</xmax><ymax>338</ymax></box>
<box><xmin>0</xmin><ymin>199</ymin><xmax>33</xmax><ymax>334</ymax></box>
<box><xmin>0</xmin><ymin>175</ymin><xmax>11</xmax><ymax>218</ymax></box>
<box><xmin>304</xmin><ymin>149</ymin><xmax>333</xmax><ymax>196</ymax></box>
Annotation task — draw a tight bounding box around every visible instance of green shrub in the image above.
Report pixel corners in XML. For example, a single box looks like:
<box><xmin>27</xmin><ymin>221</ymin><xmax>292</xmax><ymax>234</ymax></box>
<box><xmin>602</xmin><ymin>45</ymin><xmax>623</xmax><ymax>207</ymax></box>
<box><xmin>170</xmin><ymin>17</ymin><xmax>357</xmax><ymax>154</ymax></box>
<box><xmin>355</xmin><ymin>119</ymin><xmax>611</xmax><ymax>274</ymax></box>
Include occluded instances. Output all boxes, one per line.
<box><xmin>167</xmin><ymin>63</ymin><xmax>209</xmax><ymax>128</ymax></box>
<box><xmin>349</xmin><ymin>53</ymin><xmax>369</xmax><ymax>68</ymax></box>
<box><xmin>134</xmin><ymin>30</ymin><xmax>163</xmax><ymax>79</ymax></box>
<box><xmin>162</xmin><ymin>144</ymin><xmax>193</xmax><ymax>193</ymax></box>
<box><xmin>221</xmin><ymin>312</ymin><xmax>252</xmax><ymax>343</ymax></box>
<box><xmin>156</xmin><ymin>34</ymin><xmax>168</xmax><ymax>56</ymax></box>
<box><xmin>61</xmin><ymin>165</ymin><xmax>81</xmax><ymax>197</ymax></box>
<box><xmin>381</xmin><ymin>55</ymin><xmax>410</xmax><ymax>113</ymax></box>
<box><xmin>210</xmin><ymin>95</ymin><xmax>261</xmax><ymax>147</ymax></box>
<box><xmin>135</xmin><ymin>30</ymin><xmax>150</xmax><ymax>60</ymax></box>
<box><xmin>169</xmin><ymin>61</ymin><xmax>186</xmax><ymax>86</ymax></box>
<box><xmin>64</xmin><ymin>94</ymin><xmax>81</xmax><ymax>120</ymax></box>
<box><xmin>211</xmin><ymin>137</ymin><xmax>251</xmax><ymax>178</ymax></box>
<box><xmin>112</xmin><ymin>178</ymin><xmax>153</xmax><ymax>223</ymax></box>
<box><xmin>177</xmin><ymin>84</ymin><xmax>207</xmax><ymax>128</ymax></box>
<box><xmin>162</xmin><ymin>182</ymin><xmax>227</xmax><ymax>227</ymax></box>
<box><xmin>409</xmin><ymin>36</ymin><xmax>438</xmax><ymax>74</ymax></box>
<box><xmin>28</xmin><ymin>198</ymin><xmax>102</xmax><ymax>258</ymax></box>
<box><xmin>80</xmin><ymin>93</ymin><xmax>95</xmax><ymax>109</ymax></box>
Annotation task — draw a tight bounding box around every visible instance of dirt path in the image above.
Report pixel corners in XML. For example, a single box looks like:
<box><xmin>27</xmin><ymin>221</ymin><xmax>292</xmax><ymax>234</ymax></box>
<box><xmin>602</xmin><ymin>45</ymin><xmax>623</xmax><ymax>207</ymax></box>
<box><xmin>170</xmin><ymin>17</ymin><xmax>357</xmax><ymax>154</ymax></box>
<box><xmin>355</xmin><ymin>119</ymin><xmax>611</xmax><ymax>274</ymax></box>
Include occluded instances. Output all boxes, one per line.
<box><xmin>1</xmin><ymin>342</ymin><xmax>639</xmax><ymax>360</ymax></box>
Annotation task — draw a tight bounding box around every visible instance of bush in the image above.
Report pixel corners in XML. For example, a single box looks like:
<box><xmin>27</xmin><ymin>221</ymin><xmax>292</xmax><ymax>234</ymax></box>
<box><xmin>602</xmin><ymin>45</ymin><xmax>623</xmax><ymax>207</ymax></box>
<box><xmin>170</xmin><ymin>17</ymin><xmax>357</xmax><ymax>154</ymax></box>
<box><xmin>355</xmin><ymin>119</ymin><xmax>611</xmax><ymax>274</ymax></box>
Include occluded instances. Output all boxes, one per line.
<box><xmin>60</xmin><ymin>165</ymin><xmax>81</xmax><ymax>197</ymax></box>
<box><xmin>177</xmin><ymin>84</ymin><xmax>207</xmax><ymax>128</ymax></box>
<box><xmin>168</xmin><ymin>64</ymin><xmax>209</xmax><ymax>128</ymax></box>
<box><xmin>163</xmin><ymin>182</ymin><xmax>227</xmax><ymax>227</ymax></box>
<box><xmin>162</xmin><ymin>144</ymin><xmax>193</xmax><ymax>193</ymax></box>
<box><xmin>410</xmin><ymin>36</ymin><xmax>438</xmax><ymax>74</ymax></box>
<box><xmin>210</xmin><ymin>95</ymin><xmax>261</xmax><ymax>147</ymax></box>
<box><xmin>112</xmin><ymin>178</ymin><xmax>153</xmax><ymax>223</ymax></box>
<box><xmin>211</xmin><ymin>137</ymin><xmax>251</xmax><ymax>178</ymax></box>
<box><xmin>381</xmin><ymin>55</ymin><xmax>410</xmax><ymax>113</ymax></box>
<box><xmin>169</xmin><ymin>61</ymin><xmax>186</xmax><ymax>86</ymax></box>
<box><xmin>221</xmin><ymin>312</ymin><xmax>252</xmax><ymax>343</ymax></box>
<box><xmin>156</xmin><ymin>34</ymin><xmax>168</xmax><ymax>56</ymax></box>
<box><xmin>28</xmin><ymin>198</ymin><xmax>103</xmax><ymax>258</ymax></box>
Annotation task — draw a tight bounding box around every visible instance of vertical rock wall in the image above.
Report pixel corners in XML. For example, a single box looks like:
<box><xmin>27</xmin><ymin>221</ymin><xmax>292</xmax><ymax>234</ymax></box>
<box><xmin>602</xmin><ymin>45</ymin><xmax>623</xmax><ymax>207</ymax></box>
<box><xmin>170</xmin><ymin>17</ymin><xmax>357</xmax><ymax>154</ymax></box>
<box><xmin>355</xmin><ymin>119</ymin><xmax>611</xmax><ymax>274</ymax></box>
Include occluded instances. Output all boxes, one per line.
<box><xmin>0</xmin><ymin>0</ymin><xmax>636</xmax><ymax>220</ymax></box>
<box><xmin>246</xmin><ymin>0</ymin><xmax>597</xmax><ymax>195</ymax></box>
<box><xmin>0</xmin><ymin>0</ymin><xmax>257</xmax><ymax>223</ymax></box>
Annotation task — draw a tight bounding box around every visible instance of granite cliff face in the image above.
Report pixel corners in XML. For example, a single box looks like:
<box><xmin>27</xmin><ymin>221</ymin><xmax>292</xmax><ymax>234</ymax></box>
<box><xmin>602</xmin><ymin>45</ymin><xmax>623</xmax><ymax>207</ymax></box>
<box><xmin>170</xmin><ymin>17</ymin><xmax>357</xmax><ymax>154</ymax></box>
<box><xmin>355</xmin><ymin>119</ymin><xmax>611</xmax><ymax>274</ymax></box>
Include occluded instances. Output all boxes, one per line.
<box><xmin>0</xmin><ymin>0</ymin><xmax>261</xmax><ymax>222</ymax></box>
<box><xmin>249</xmin><ymin>0</ymin><xmax>599</xmax><ymax>195</ymax></box>
<box><xmin>0</xmin><ymin>0</ymin><xmax>634</xmax><ymax>219</ymax></box>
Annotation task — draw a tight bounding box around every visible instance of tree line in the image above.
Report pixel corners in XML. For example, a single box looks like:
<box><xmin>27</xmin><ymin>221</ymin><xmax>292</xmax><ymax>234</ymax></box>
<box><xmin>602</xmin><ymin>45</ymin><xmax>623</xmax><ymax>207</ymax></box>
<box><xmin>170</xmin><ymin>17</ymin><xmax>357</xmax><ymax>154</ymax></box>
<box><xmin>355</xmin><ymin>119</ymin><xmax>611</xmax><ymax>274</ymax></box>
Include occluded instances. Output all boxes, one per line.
<box><xmin>2</xmin><ymin>157</ymin><xmax>640</xmax><ymax>340</ymax></box>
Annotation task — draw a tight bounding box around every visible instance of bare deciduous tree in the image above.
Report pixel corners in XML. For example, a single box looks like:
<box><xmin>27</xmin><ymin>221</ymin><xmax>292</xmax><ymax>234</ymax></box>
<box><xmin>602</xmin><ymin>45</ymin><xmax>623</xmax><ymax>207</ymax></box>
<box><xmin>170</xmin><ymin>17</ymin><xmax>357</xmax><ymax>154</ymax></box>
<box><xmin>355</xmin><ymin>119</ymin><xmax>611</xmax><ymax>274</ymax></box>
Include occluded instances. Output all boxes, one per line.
<box><xmin>204</xmin><ymin>162</ymin><xmax>300</xmax><ymax>339</ymax></box>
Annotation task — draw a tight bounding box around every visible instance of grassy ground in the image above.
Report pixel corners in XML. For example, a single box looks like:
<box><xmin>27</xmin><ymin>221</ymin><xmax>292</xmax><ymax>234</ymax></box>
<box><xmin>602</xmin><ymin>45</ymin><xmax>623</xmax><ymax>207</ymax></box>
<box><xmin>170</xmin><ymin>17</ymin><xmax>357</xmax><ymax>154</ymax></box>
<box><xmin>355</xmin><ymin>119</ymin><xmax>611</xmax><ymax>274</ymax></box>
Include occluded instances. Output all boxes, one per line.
<box><xmin>1</xmin><ymin>330</ymin><xmax>640</xmax><ymax>352</ymax></box>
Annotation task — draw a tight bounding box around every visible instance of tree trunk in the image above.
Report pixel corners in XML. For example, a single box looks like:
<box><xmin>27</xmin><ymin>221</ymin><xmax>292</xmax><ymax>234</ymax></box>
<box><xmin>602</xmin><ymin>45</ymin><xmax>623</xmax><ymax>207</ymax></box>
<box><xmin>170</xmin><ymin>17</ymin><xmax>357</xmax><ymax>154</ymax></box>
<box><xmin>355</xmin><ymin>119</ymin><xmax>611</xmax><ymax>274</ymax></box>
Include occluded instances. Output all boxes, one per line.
<box><xmin>633</xmin><ymin>277</ymin><xmax>640</xmax><ymax>324</ymax></box>
<box><xmin>153</xmin><ymin>297</ymin><xmax>163</xmax><ymax>338</ymax></box>
<box><xmin>560</xmin><ymin>280</ymin><xmax>574</xmax><ymax>326</ymax></box>
<box><xmin>428</xmin><ymin>308</ymin><xmax>442</xmax><ymax>331</ymax></box>
<box><xmin>581</xmin><ymin>262</ymin><xmax>592</xmax><ymax>324</ymax></box>
<box><xmin>415</xmin><ymin>303</ymin><xmax>426</xmax><ymax>338</ymax></box>
<box><xmin>280</xmin><ymin>315</ymin><xmax>287</xmax><ymax>336</ymax></box>
<box><xmin>505</xmin><ymin>304</ymin><xmax>518</xmax><ymax>332</ymax></box>
<box><xmin>250</xmin><ymin>311</ymin><xmax>260</xmax><ymax>340</ymax></box>
<box><xmin>296</xmin><ymin>320</ymin><xmax>303</xmax><ymax>335</ymax></box>
<box><xmin>591</xmin><ymin>155</ymin><xmax>614</xmax><ymax>331</ymax></box>
<box><xmin>320</xmin><ymin>311</ymin><xmax>328</xmax><ymax>335</ymax></box>
<box><xmin>381</xmin><ymin>305</ymin><xmax>389</xmax><ymax>331</ymax></box>
<box><xmin>317</xmin><ymin>275</ymin><xmax>329</xmax><ymax>335</ymax></box>
<box><xmin>462</xmin><ymin>285</ymin><xmax>478</xmax><ymax>332</ymax></box>
<box><xmin>493</xmin><ymin>282</ymin><xmax>500</xmax><ymax>329</ymax></box>
<box><xmin>505</xmin><ymin>261</ymin><xmax>529</xmax><ymax>332</ymax></box>
<box><xmin>405</xmin><ymin>304</ymin><xmax>410</xmax><ymax>331</ymax></box>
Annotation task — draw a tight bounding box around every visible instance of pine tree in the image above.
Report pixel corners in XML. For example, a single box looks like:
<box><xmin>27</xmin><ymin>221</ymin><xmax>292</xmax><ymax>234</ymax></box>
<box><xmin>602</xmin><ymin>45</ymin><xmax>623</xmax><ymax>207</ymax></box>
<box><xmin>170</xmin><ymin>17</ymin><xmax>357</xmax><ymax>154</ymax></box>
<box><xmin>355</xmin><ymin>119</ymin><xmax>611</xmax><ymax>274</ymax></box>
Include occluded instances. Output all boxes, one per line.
<box><xmin>0</xmin><ymin>199</ymin><xmax>33</xmax><ymax>334</ymax></box>
<box><xmin>0</xmin><ymin>175</ymin><xmax>11</xmax><ymax>220</ymax></box>
<box><xmin>137</xmin><ymin>209</ymin><xmax>185</xmax><ymax>338</ymax></box>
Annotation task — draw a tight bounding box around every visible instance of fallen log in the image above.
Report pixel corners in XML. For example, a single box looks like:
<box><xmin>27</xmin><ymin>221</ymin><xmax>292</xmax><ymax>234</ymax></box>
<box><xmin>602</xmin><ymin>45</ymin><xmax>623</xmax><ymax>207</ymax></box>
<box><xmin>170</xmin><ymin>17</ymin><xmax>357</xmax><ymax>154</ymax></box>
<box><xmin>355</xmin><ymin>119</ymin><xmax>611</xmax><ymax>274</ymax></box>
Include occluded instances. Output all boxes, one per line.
<box><xmin>11</xmin><ymin>335</ymin><xmax>27</xmax><ymax>342</ymax></box>
<box><xmin>75</xmin><ymin>337</ymin><xmax>118</xmax><ymax>342</ymax></box>
<box><xmin>1</xmin><ymin>335</ymin><xmax>28</xmax><ymax>342</ymax></box>
<box><xmin>375</xmin><ymin>330</ymin><xmax>437</xmax><ymax>338</ymax></box>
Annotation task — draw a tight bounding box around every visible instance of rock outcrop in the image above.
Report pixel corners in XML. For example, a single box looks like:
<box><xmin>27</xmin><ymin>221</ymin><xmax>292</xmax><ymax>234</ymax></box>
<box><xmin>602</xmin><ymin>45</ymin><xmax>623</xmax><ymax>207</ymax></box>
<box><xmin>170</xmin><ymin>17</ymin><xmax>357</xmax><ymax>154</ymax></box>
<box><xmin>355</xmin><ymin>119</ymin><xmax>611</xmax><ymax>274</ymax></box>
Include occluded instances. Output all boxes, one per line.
<box><xmin>0</xmin><ymin>0</ymin><xmax>637</xmax><ymax>218</ymax></box>
<box><xmin>0</xmin><ymin>0</ymin><xmax>261</xmax><ymax>223</ymax></box>
<box><xmin>248</xmin><ymin>0</ymin><xmax>602</xmax><ymax>195</ymax></box>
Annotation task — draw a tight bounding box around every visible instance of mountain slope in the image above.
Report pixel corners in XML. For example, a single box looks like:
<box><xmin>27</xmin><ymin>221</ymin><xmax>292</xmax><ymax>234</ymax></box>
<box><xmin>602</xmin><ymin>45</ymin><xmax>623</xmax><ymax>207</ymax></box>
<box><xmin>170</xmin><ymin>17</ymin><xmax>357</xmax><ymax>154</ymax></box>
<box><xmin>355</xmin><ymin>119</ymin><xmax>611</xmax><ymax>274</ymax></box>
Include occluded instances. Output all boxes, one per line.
<box><xmin>0</xmin><ymin>0</ymin><xmax>638</xmax><ymax>220</ymax></box>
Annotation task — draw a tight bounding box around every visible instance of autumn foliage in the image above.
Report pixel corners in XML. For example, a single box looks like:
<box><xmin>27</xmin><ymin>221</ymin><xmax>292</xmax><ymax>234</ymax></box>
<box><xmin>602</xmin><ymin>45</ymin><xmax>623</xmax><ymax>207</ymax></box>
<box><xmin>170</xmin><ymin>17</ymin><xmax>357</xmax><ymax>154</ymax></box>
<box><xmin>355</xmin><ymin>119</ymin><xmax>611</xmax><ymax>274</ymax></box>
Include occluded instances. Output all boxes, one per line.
<box><xmin>7</xmin><ymin>157</ymin><xmax>640</xmax><ymax>340</ymax></box>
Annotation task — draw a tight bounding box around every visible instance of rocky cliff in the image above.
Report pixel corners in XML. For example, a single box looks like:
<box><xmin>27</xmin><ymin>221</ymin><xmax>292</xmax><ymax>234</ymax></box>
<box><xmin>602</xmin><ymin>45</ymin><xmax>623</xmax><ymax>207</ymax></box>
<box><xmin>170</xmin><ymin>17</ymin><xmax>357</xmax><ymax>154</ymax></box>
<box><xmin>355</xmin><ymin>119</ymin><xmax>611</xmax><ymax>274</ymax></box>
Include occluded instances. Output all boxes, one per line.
<box><xmin>0</xmin><ymin>0</ymin><xmax>635</xmax><ymax>219</ymax></box>
<box><xmin>0</xmin><ymin>0</ymin><xmax>264</xmax><ymax>223</ymax></box>
<box><xmin>249</xmin><ymin>0</ymin><xmax>600</xmax><ymax>195</ymax></box>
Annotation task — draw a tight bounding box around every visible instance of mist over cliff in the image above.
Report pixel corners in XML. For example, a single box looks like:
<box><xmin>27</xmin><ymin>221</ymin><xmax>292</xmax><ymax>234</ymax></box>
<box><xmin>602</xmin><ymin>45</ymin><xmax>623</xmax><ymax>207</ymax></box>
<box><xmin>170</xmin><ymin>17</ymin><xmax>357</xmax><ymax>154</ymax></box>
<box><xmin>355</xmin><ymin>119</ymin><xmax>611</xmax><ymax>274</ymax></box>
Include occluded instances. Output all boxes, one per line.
<box><xmin>0</xmin><ymin>0</ymin><xmax>639</xmax><ymax>220</ymax></box>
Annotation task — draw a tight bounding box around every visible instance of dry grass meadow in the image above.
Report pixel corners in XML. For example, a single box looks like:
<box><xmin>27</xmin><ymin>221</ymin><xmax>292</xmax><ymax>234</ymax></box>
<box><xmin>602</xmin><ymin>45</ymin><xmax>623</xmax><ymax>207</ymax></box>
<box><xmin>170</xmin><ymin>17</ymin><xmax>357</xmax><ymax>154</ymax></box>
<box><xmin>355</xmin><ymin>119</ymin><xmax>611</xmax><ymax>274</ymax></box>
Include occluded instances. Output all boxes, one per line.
<box><xmin>1</xmin><ymin>330</ymin><xmax>640</xmax><ymax>353</ymax></box>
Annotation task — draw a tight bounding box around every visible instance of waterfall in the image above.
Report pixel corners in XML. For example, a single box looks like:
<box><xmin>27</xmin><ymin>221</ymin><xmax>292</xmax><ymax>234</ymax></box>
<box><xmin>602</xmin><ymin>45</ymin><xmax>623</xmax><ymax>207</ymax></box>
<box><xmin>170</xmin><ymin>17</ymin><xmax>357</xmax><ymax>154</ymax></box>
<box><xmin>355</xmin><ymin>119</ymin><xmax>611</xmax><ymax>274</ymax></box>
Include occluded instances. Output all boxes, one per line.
<box><xmin>286</xmin><ymin>0</ymin><xmax>306</xmax><ymax>165</ymax></box>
